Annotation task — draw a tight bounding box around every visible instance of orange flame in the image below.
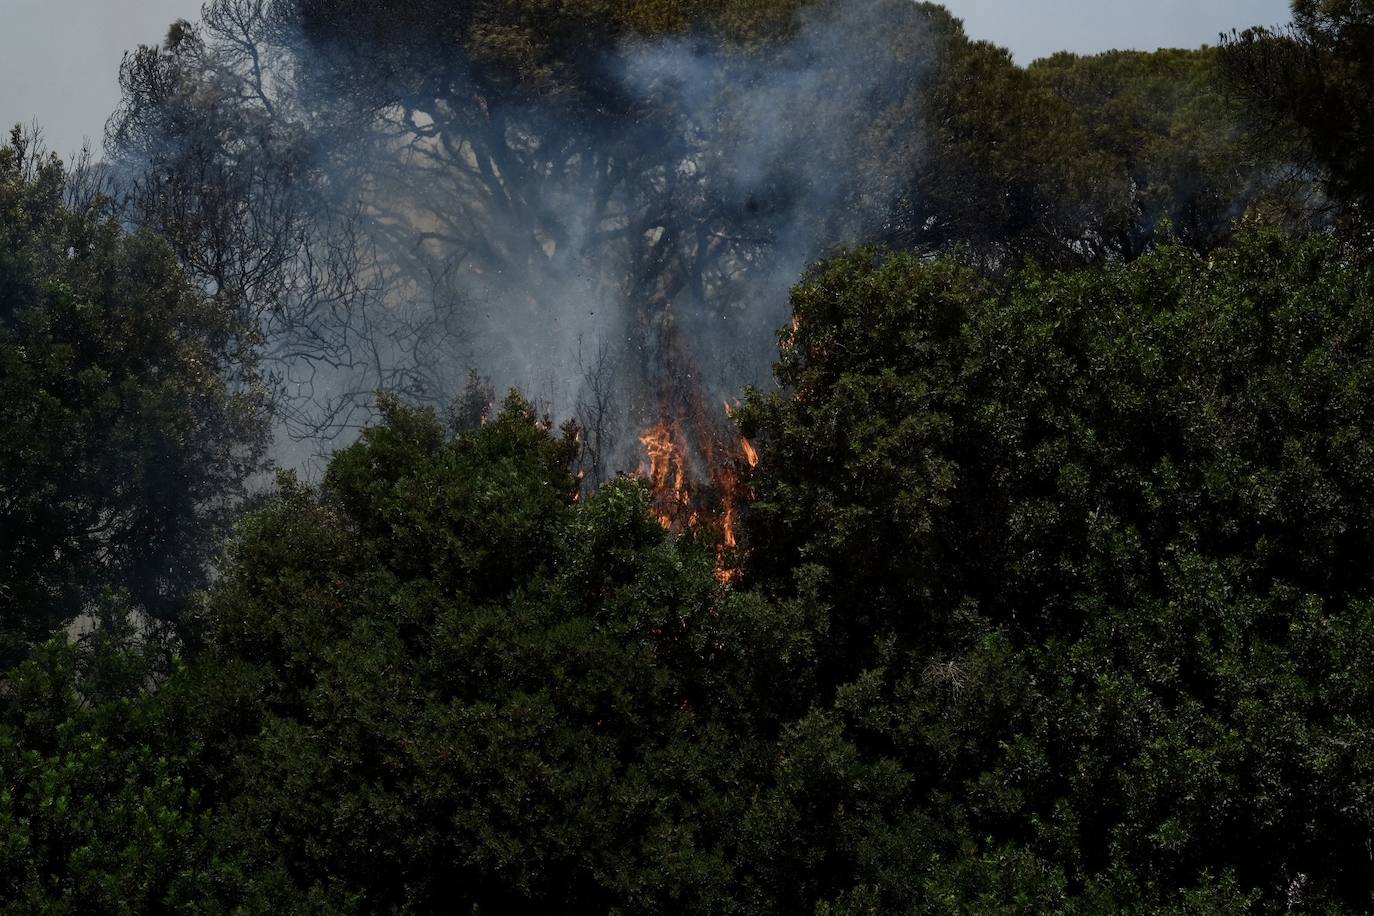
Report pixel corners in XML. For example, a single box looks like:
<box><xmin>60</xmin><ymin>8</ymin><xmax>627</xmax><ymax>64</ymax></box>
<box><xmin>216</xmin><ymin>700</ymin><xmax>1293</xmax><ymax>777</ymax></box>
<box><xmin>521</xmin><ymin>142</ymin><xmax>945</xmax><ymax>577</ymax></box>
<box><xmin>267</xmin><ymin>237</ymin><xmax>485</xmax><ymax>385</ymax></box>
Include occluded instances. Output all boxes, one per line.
<box><xmin>637</xmin><ymin>401</ymin><xmax>756</xmax><ymax>586</ymax></box>
<box><xmin>740</xmin><ymin>436</ymin><xmax>758</xmax><ymax>469</ymax></box>
<box><xmin>639</xmin><ymin>422</ymin><xmax>695</xmax><ymax>530</ymax></box>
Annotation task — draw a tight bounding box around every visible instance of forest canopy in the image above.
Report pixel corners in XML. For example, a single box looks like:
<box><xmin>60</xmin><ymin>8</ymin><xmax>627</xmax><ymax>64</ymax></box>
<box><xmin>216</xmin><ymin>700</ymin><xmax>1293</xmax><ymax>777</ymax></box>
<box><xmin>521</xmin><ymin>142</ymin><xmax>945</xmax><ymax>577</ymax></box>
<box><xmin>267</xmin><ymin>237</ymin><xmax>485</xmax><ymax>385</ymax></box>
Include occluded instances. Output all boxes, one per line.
<box><xmin>101</xmin><ymin>0</ymin><xmax>1320</xmax><ymax>450</ymax></box>
<box><xmin>0</xmin><ymin>131</ymin><xmax>265</xmax><ymax>668</ymax></box>
<box><xmin>5</xmin><ymin>0</ymin><xmax>1374</xmax><ymax>912</ymax></box>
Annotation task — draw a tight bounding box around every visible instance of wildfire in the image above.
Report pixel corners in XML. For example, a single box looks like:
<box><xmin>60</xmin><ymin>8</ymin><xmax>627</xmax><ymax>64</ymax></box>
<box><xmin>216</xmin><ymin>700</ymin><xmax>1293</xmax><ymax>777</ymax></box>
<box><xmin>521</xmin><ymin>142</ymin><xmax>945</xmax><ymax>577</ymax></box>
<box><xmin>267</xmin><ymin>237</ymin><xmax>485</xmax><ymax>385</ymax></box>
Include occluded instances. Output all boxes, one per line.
<box><xmin>740</xmin><ymin>436</ymin><xmax>758</xmax><ymax>469</ymax></box>
<box><xmin>638</xmin><ymin>401</ymin><xmax>757</xmax><ymax>585</ymax></box>
<box><xmin>723</xmin><ymin>401</ymin><xmax>759</xmax><ymax>470</ymax></box>
<box><xmin>639</xmin><ymin>422</ymin><xmax>696</xmax><ymax>530</ymax></box>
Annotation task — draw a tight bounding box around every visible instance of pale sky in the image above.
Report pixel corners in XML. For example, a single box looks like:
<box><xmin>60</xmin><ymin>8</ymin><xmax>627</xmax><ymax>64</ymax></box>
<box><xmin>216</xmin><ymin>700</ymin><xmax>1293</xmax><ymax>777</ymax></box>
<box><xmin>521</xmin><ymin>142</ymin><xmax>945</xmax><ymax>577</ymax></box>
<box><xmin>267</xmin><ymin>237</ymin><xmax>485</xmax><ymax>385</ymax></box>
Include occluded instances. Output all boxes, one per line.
<box><xmin>1</xmin><ymin>0</ymin><xmax>1294</xmax><ymax>159</ymax></box>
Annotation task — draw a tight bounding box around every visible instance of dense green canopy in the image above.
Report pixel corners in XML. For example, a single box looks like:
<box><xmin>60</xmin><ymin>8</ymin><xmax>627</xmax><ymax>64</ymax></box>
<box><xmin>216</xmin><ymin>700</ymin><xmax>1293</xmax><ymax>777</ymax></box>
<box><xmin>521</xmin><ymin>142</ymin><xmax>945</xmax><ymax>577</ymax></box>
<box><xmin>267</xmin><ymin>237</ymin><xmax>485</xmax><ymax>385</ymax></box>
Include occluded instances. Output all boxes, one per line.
<box><xmin>1223</xmin><ymin>0</ymin><xmax>1374</xmax><ymax>222</ymax></box>
<box><xmin>0</xmin><ymin>131</ymin><xmax>266</xmax><ymax>665</ymax></box>
<box><xmin>5</xmin><ymin>0</ymin><xmax>1374</xmax><ymax>911</ymax></box>
<box><xmin>8</xmin><ymin>226</ymin><xmax>1374</xmax><ymax>911</ymax></box>
<box><xmin>739</xmin><ymin>228</ymin><xmax>1374</xmax><ymax>907</ymax></box>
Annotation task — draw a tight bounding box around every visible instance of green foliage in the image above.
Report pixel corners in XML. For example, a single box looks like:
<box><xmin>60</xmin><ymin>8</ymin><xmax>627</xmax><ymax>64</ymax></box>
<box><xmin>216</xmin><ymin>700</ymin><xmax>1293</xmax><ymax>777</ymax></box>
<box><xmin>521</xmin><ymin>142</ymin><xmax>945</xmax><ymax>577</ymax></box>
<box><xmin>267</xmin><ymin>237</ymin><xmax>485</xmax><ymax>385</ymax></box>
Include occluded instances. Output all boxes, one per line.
<box><xmin>1030</xmin><ymin>47</ymin><xmax>1293</xmax><ymax>257</ymax></box>
<box><xmin>291</xmin><ymin>0</ymin><xmax>813</xmax><ymax>94</ymax></box>
<box><xmin>0</xmin><ymin>614</ymin><xmax>217</xmax><ymax>914</ymax></box>
<box><xmin>8</xmin><ymin>2</ymin><xmax>1374</xmax><ymax>910</ymax></box>
<box><xmin>738</xmin><ymin>228</ymin><xmax>1374</xmax><ymax>909</ymax></box>
<box><xmin>35</xmin><ymin>395</ymin><xmax>819</xmax><ymax>912</ymax></box>
<box><xmin>288</xmin><ymin>0</ymin><xmax>1291</xmax><ymax>273</ymax></box>
<box><xmin>1222</xmin><ymin>0</ymin><xmax>1374</xmax><ymax>222</ymax></box>
<box><xmin>886</xmin><ymin>17</ymin><xmax>1307</xmax><ymax>266</ymax></box>
<box><xmin>0</xmin><ymin>131</ymin><xmax>267</xmax><ymax>664</ymax></box>
<box><xmin>12</xmin><ymin>228</ymin><xmax>1374</xmax><ymax>911</ymax></box>
<box><xmin>893</xmin><ymin>10</ymin><xmax>1122</xmax><ymax>264</ymax></box>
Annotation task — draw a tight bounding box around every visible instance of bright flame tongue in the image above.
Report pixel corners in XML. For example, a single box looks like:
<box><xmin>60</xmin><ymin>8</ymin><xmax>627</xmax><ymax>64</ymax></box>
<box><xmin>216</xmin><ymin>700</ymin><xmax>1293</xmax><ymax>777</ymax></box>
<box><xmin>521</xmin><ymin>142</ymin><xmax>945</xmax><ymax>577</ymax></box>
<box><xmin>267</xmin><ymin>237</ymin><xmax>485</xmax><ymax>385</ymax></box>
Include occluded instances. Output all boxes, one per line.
<box><xmin>639</xmin><ymin>422</ymin><xmax>696</xmax><ymax>530</ymax></box>
<box><xmin>638</xmin><ymin>405</ymin><xmax>753</xmax><ymax>584</ymax></box>
<box><xmin>740</xmin><ymin>436</ymin><xmax>758</xmax><ymax>469</ymax></box>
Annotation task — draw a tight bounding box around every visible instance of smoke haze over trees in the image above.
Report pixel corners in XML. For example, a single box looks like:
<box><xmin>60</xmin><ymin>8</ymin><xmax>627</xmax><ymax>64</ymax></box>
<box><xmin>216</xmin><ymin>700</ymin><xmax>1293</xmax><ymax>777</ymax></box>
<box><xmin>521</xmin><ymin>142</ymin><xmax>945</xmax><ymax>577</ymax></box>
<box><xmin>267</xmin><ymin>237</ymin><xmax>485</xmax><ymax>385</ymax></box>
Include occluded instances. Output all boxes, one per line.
<box><xmin>0</xmin><ymin>130</ymin><xmax>266</xmax><ymax>667</ymax></box>
<box><xmin>1222</xmin><ymin>0</ymin><xmax>1374</xmax><ymax>225</ymax></box>
<box><xmin>5</xmin><ymin>0</ymin><xmax>1374</xmax><ymax>911</ymax></box>
<box><xmin>9</xmin><ymin>227</ymin><xmax>1374</xmax><ymax>911</ymax></box>
<box><xmin>102</xmin><ymin>0</ymin><xmax>1315</xmax><ymax>468</ymax></box>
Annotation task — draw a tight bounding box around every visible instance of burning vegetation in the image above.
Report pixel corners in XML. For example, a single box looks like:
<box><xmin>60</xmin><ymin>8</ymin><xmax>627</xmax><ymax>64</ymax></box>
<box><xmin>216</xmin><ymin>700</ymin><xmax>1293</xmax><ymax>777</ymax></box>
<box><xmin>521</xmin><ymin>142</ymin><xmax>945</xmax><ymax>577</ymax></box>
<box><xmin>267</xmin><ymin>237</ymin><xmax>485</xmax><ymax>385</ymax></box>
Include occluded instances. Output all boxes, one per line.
<box><xmin>636</xmin><ymin>398</ymin><xmax>754</xmax><ymax>584</ymax></box>
<box><xmin>11</xmin><ymin>0</ymin><xmax>1374</xmax><ymax>910</ymax></box>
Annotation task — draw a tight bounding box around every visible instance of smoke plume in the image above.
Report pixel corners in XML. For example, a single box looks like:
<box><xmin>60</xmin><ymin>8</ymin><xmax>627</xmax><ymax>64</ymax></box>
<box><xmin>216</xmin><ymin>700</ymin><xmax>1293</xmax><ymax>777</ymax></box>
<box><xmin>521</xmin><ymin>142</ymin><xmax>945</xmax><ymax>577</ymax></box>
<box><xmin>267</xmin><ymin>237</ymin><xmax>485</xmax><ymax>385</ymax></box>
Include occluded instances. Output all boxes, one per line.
<box><xmin>108</xmin><ymin>0</ymin><xmax>936</xmax><ymax>475</ymax></box>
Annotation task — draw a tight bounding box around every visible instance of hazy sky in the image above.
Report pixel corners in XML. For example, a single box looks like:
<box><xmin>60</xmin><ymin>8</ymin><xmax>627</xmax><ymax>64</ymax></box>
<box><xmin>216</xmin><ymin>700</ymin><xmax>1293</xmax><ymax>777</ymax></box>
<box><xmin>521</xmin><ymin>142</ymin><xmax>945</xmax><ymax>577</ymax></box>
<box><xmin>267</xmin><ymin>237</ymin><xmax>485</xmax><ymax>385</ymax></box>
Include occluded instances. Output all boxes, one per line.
<box><xmin>1</xmin><ymin>0</ymin><xmax>1294</xmax><ymax>158</ymax></box>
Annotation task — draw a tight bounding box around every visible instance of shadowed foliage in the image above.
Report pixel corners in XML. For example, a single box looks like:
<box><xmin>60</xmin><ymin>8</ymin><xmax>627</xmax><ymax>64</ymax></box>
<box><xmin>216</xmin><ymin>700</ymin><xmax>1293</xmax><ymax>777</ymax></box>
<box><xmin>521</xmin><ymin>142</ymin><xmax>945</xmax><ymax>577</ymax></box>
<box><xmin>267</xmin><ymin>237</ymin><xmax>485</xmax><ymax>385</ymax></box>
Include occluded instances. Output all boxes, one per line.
<box><xmin>8</xmin><ymin>228</ymin><xmax>1374</xmax><ymax>911</ymax></box>
<box><xmin>4</xmin><ymin>1</ymin><xmax>1374</xmax><ymax>911</ymax></box>
<box><xmin>0</xmin><ymin>130</ymin><xmax>267</xmax><ymax>665</ymax></box>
